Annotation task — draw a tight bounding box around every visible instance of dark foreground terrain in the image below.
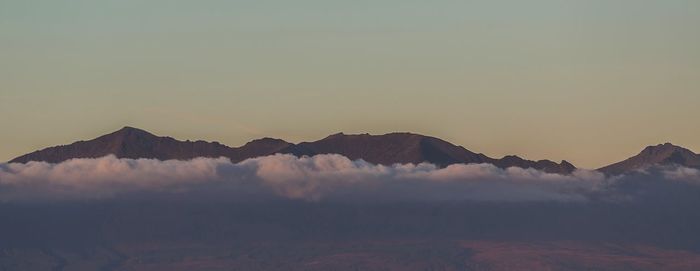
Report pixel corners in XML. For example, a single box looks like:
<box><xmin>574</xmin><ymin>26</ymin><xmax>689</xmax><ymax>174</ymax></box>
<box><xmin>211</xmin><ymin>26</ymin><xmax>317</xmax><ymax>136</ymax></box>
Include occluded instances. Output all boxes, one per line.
<box><xmin>2</xmin><ymin>200</ymin><xmax>700</xmax><ymax>271</ymax></box>
<box><xmin>4</xmin><ymin>240</ymin><xmax>700</xmax><ymax>271</ymax></box>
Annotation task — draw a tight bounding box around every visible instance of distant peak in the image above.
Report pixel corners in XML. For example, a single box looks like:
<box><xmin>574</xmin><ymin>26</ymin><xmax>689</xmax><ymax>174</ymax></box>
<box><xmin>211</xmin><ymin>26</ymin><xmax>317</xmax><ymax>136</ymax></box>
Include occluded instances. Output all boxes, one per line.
<box><xmin>641</xmin><ymin>142</ymin><xmax>693</xmax><ymax>155</ymax></box>
<box><xmin>106</xmin><ymin>126</ymin><xmax>157</xmax><ymax>140</ymax></box>
<box><xmin>500</xmin><ymin>155</ymin><xmax>526</xmax><ymax>162</ymax></box>
<box><xmin>245</xmin><ymin>137</ymin><xmax>289</xmax><ymax>145</ymax></box>
<box><xmin>655</xmin><ymin>142</ymin><xmax>677</xmax><ymax>149</ymax></box>
<box><xmin>117</xmin><ymin>126</ymin><xmax>149</xmax><ymax>133</ymax></box>
<box><xmin>502</xmin><ymin>155</ymin><xmax>523</xmax><ymax>159</ymax></box>
<box><xmin>322</xmin><ymin>132</ymin><xmax>431</xmax><ymax>140</ymax></box>
<box><xmin>387</xmin><ymin>132</ymin><xmax>422</xmax><ymax>137</ymax></box>
<box><xmin>255</xmin><ymin>137</ymin><xmax>286</xmax><ymax>142</ymax></box>
<box><xmin>324</xmin><ymin>132</ymin><xmax>346</xmax><ymax>139</ymax></box>
<box><xmin>653</xmin><ymin>142</ymin><xmax>680</xmax><ymax>148</ymax></box>
<box><xmin>599</xmin><ymin>143</ymin><xmax>699</xmax><ymax>175</ymax></box>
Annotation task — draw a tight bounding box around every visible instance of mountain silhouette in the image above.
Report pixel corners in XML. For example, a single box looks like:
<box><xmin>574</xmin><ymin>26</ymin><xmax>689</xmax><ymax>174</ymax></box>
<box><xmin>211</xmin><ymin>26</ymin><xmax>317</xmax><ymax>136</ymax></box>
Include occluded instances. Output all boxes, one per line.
<box><xmin>287</xmin><ymin>132</ymin><xmax>492</xmax><ymax>166</ymax></box>
<box><xmin>598</xmin><ymin>143</ymin><xmax>700</xmax><ymax>175</ymax></box>
<box><xmin>9</xmin><ymin>127</ymin><xmax>290</xmax><ymax>164</ymax></box>
<box><xmin>285</xmin><ymin>132</ymin><xmax>575</xmax><ymax>174</ymax></box>
<box><xmin>10</xmin><ymin>127</ymin><xmax>576</xmax><ymax>174</ymax></box>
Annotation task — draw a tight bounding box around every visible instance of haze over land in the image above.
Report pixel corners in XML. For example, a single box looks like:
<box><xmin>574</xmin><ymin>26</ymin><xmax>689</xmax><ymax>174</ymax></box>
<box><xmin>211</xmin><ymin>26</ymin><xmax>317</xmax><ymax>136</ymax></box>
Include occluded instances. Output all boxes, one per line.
<box><xmin>4</xmin><ymin>153</ymin><xmax>700</xmax><ymax>270</ymax></box>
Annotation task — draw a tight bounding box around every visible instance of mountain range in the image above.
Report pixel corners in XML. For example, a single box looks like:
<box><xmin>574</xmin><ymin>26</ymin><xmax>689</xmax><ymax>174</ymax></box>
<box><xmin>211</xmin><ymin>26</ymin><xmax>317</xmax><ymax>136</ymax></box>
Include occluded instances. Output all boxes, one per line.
<box><xmin>9</xmin><ymin>126</ymin><xmax>700</xmax><ymax>175</ymax></box>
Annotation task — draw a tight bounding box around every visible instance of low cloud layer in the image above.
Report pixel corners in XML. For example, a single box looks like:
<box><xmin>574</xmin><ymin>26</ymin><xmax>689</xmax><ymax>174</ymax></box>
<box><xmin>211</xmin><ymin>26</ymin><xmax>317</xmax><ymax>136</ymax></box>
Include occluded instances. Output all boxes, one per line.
<box><xmin>1</xmin><ymin>154</ymin><xmax>698</xmax><ymax>202</ymax></box>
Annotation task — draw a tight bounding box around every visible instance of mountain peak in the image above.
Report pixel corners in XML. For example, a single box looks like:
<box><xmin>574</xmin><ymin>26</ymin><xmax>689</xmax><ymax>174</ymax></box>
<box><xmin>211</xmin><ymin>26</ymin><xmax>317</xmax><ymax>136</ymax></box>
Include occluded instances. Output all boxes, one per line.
<box><xmin>599</xmin><ymin>143</ymin><xmax>699</xmax><ymax>175</ymax></box>
<box><xmin>242</xmin><ymin>137</ymin><xmax>291</xmax><ymax>148</ymax></box>
<box><xmin>500</xmin><ymin>155</ymin><xmax>525</xmax><ymax>161</ymax></box>
<box><xmin>560</xmin><ymin>160</ymin><xmax>575</xmax><ymax>168</ymax></box>
<box><xmin>325</xmin><ymin>132</ymin><xmax>346</xmax><ymax>139</ymax></box>
<box><xmin>641</xmin><ymin>142</ymin><xmax>693</xmax><ymax>155</ymax></box>
<box><xmin>119</xmin><ymin>126</ymin><xmax>143</xmax><ymax>131</ymax></box>
<box><xmin>108</xmin><ymin>126</ymin><xmax>156</xmax><ymax>139</ymax></box>
<box><xmin>324</xmin><ymin>132</ymin><xmax>423</xmax><ymax>139</ymax></box>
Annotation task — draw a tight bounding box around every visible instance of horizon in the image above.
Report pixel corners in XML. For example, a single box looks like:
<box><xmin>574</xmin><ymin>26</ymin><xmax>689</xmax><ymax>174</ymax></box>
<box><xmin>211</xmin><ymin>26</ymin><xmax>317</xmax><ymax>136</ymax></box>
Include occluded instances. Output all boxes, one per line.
<box><xmin>5</xmin><ymin>125</ymin><xmax>698</xmax><ymax>170</ymax></box>
<box><xmin>2</xmin><ymin>1</ymin><xmax>700</xmax><ymax>168</ymax></box>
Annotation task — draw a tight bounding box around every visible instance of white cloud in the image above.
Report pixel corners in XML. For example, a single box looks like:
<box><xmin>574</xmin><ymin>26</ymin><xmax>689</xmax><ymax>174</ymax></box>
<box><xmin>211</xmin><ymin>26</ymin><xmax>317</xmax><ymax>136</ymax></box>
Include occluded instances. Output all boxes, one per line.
<box><xmin>663</xmin><ymin>166</ymin><xmax>700</xmax><ymax>182</ymax></box>
<box><xmin>0</xmin><ymin>154</ymin><xmax>665</xmax><ymax>203</ymax></box>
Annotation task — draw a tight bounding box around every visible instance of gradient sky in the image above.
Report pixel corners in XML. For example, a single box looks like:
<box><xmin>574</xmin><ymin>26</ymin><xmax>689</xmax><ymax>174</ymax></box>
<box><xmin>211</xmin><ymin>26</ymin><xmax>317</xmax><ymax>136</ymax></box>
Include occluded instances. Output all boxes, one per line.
<box><xmin>1</xmin><ymin>0</ymin><xmax>699</xmax><ymax>168</ymax></box>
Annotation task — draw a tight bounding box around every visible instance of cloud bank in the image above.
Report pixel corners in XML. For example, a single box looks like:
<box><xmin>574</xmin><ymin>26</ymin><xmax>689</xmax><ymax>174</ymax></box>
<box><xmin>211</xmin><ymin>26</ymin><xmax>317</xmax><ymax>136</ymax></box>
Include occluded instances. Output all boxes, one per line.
<box><xmin>1</xmin><ymin>154</ymin><xmax>698</xmax><ymax>202</ymax></box>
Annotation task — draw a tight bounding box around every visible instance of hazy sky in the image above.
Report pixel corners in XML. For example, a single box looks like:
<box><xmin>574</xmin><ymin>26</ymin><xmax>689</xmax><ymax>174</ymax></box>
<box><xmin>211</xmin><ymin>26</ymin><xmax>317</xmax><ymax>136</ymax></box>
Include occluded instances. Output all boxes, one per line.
<box><xmin>1</xmin><ymin>0</ymin><xmax>699</xmax><ymax>168</ymax></box>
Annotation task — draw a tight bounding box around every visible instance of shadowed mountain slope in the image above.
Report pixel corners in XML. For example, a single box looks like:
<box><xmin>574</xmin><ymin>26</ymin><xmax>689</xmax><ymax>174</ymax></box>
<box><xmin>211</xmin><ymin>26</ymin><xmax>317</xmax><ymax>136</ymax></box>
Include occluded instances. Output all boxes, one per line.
<box><xmin>286</xmin><ymin>132</ymin><xmax>492</xmax><ymax>167</ymax></box>
<box><xmin>284</xmin><ymin>132</ymin><xmax>575</xmax><ymax>174</ymax></box>
<box><xmin>10</xmin><ymin>127</ymin><xmax>575</xmax><ymax>174</ymax></box>
<box><xmin>9</xmin><ymin>127</ymin><xmax>292</xmax><ymax>164</ymax></box>
<box><xmin>599</xmin><ymin>143</ymin><xmax>700</xmax><ymax>175</ymax></box>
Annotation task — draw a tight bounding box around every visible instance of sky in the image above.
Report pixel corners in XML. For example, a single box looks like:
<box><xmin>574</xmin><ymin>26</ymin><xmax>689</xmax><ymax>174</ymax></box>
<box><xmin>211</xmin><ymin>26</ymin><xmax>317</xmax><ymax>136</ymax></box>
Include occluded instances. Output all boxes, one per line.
<box><xmin>1</xmin><ymin>0</ymin><xmax>699</xmax><ymax>168</ymax></box>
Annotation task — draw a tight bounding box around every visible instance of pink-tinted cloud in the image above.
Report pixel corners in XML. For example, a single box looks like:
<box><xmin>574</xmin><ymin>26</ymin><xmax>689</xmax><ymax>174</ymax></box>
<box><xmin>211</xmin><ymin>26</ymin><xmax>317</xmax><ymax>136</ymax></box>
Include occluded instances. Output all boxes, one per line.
<box><xmin>3</xmin><ymin>154</ymin><xmax>694</xmax><ymax>202</ymax></box>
